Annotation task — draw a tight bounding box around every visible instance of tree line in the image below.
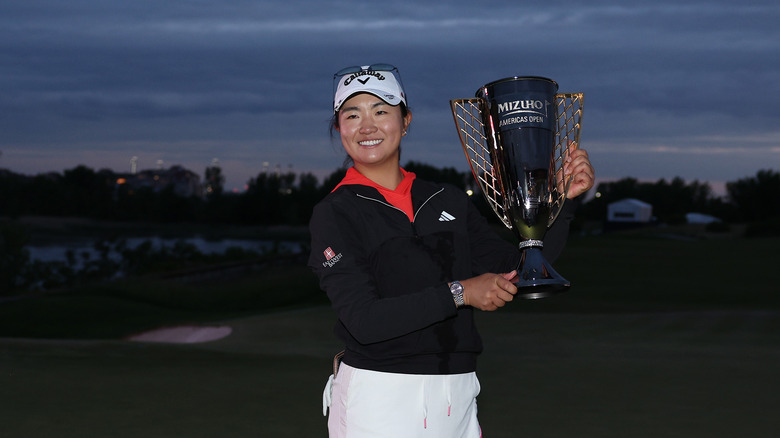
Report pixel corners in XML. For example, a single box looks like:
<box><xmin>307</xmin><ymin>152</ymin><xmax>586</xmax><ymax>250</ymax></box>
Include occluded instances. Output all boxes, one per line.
<box><xmin>0</xmin><ymin>162</ymin><xmax>474</xmax><ymax>226</ymax></box>
<box><xmin>1</xmin><ymin>164</ymin><xmax>778</xmax><ymax>227</ymax></box>
<box><xmin>2</xmin><ymin>163</ymin><xmax>778</xmax><ymax>293</ymax></box>
<box><xmin>582</xmin><ymin>170</ymin><xmax>780</xmax><ymax>227</ymax></box>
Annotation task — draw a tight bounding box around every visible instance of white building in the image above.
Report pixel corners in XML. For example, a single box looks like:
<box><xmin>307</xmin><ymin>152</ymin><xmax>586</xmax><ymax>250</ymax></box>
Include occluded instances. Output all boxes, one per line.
<box><xmin>685</xmin><ymin>212</ymin><xmax>721</xmax><ymax>224</ymax></box>
<box><xmin>607</xmin><ymin>198</ymin><xmax>653</xmax><ymax>223</ymax></box>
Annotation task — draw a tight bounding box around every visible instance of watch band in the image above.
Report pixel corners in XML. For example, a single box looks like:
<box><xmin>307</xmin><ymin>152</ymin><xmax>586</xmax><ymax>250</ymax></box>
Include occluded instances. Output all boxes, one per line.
<box><xmin>449</xmin><ymin>281</ymin><xmax>465</xmax><ymax>307</ymax></box>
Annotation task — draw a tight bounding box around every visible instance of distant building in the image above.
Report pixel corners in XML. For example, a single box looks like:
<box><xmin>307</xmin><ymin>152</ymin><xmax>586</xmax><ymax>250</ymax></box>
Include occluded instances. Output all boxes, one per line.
<box><xmin>116</xmin><ymin>165</ymin><xmax>202</xmax><ymax>198</ymax></box>
<box><xmin>685</xmin><ymin>212</ymin><xmax>721</xmax><ymax>224</ymax></box>
<box><xmin>607</xmin><ymin>198</ymin><xmax>653</xmax><ymax>223</ymax></box>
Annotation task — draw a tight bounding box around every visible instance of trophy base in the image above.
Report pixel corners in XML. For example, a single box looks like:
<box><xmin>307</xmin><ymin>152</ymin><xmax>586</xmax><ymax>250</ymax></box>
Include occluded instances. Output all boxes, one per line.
<box><xmin>514</xmin><ymin>247</ymin><xmax>570</xmax><ymax>299</ymax></box>
<box><xmin>515</xmin><ymin>281</ymin><xmax>570</xmax><ymax>299</ymax></box>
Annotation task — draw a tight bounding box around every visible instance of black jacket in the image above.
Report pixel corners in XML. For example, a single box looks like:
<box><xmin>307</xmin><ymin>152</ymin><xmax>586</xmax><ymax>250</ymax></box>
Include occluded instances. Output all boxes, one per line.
<box><xmin>308</xmin><ymin>178</ymin><xmax>574</xmax><ymax>374</ymax></box>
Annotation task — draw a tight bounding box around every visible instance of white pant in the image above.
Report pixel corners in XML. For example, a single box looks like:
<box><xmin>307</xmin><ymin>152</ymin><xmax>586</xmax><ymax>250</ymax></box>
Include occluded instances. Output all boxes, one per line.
<box><xmin>323</xmin><ymin>363</ymin><xmax>482</xmax><ymax>438</ymax></box>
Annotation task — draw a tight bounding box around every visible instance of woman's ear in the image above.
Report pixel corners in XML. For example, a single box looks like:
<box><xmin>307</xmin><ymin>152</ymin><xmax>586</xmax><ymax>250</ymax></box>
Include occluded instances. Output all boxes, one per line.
<box><xmin>403</xmin><ymin>111</ymin><xmax>412</xmax><ymax>132</ymax></box>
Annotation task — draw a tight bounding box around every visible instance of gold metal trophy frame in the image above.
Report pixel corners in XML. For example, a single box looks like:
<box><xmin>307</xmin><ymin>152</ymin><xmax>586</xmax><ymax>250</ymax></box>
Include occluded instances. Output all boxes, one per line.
<box><xmin>451</xmin><ymin>92</ymin><xmax>584</xmax><ymax>298</ymax></box>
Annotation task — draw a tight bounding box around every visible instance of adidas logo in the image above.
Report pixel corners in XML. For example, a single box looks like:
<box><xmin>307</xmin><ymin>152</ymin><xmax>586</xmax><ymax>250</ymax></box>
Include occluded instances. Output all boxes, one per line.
<box><xmin>438</xmin><ymin>211</ymin><xmax>456</xmax><ymax>222</ymax></box>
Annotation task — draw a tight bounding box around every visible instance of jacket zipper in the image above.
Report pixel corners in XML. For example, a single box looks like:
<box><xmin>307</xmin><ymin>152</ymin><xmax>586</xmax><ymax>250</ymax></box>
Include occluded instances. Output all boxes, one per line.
<box><xmin>355</xmin><ymin>188</ymin><xmax>444</xmax><ymax>237</ymax></box>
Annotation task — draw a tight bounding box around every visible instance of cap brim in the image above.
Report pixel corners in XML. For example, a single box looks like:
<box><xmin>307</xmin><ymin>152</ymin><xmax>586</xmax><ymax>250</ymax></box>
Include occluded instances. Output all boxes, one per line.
<box><xmin>334</xmin><ymin>90</ymin><xmax>403</xmax><ymax>112</ymax></box>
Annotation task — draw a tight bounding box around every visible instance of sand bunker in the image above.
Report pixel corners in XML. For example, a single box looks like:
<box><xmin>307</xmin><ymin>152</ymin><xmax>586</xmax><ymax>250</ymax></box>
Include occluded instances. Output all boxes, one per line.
<box><xmin>127</xmin><ymin>325</ymin><xmax>232</xmax><ymax>344</ymax></box>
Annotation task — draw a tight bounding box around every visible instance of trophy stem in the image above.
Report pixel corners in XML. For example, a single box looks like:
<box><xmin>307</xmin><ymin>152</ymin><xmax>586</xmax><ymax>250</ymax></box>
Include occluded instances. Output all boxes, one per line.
<box><xmin>514</xmin><ymin>246</ymin><xmax>570</xmax><ymax>299</ymax></box>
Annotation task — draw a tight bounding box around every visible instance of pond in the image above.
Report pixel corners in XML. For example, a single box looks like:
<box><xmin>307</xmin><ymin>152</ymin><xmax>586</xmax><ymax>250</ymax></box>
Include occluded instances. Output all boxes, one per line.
<box><xmin>25</xmin><ymin>236</ymin><xmax>304</xmax><ymax>268</ymax></box>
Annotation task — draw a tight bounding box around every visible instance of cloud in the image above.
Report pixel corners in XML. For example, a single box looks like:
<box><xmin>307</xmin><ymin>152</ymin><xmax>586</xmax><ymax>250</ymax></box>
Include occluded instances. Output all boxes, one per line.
<box><xmin>1</xmin><ymin>0</ymin><xmax>778</xmax><ymax>192</ymax></box>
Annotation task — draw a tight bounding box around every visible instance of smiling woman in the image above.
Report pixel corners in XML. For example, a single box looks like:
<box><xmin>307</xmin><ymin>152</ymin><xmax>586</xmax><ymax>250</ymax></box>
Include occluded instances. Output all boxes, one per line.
<box><xmin>329</xmin><ymin>64</ymin><xmax>411</xmax><ymax>175</ymax></box>
<box><xmin>335</xmin><ymin>94</ymin><xmax>411</xmax><ymax>188</ymax></box>
<box><xmin>308</xmin><ymin>63</ymin><xmax>595</xmax><ymax>438</ymax></box>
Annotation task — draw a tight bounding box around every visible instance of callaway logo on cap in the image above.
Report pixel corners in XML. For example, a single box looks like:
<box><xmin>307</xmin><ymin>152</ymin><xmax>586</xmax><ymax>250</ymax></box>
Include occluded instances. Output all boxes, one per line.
<box><xmin>333</xmin><ymin>64</ymin><xmax>407</xmax><ymax>112</ymax></box>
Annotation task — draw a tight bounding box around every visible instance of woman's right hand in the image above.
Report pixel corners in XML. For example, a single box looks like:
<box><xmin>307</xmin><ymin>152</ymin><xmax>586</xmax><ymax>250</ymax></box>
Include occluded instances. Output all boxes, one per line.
<box><xmin>460</xmin><ymin>271</ymin><xmax>518</xmax><ymax>311</ymax></box>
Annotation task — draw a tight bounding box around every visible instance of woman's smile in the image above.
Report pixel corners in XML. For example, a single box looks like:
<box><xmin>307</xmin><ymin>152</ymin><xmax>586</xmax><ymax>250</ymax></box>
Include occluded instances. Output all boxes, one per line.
<box><xmin>359</xmin><ymin>139</ymin><xmax>383</xmax><ymax>147</ymax></box>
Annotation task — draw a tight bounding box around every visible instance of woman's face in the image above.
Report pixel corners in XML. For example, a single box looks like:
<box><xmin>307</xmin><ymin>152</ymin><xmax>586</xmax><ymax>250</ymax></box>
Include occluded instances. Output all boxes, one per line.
<box><xmin>337</xmin><ymin>93</ymin><xmax>411</xmax><ymax>171</ymax></box>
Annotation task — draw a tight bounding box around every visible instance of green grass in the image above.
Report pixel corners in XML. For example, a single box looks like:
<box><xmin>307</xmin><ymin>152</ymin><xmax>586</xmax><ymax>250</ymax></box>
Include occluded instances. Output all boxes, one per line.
<box><xmin>0</xmin><ymin>264</ymin><xmax>325</xmax><ymax>339</ymax></box>
<box><xmin>2</xmin><ymin>234</ymin><xmax>778</xmax><ymax>339</ymax></box>
<box><xmin>2</xmin><ymin>234</ymin><xmax>780</xmax><ymax>437</ymax></box>
<box><xmin>514</xmin><ymin>233</ymin><xmax>780</xmax><ymax>313</ymax></box>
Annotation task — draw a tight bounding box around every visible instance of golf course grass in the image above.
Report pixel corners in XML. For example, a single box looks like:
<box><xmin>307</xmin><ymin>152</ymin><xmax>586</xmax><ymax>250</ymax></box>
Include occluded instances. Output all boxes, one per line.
<box><xmin>2</xmin><ymin>232</ymin><xmax>779</xmax><ymax>437</ymax></box>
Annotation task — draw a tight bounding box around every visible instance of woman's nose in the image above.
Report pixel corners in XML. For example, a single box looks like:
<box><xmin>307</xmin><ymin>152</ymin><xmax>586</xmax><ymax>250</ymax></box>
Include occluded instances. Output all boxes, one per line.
<box><xmin>359</xmin><ymin>118</ymin><xmax>377</xmax><ymax>133</ymax></box>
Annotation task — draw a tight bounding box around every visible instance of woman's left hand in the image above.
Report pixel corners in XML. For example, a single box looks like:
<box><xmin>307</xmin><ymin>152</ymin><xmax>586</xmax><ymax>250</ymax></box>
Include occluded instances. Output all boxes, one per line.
<box><xmin>563</xmin><ymin>144</ymin><xmax>595</xmax><ymax>199</ymax></box>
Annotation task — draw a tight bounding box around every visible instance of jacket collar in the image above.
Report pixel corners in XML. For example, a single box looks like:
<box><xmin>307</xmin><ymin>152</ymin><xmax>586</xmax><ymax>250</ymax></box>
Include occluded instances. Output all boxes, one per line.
<box><xmin>336</xmin><ymin>178</ymin><xmax>444</xmax><ymax>210</ymax></box>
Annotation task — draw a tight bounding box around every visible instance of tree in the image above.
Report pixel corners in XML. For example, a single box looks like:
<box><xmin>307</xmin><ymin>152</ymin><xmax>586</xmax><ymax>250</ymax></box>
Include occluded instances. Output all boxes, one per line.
<box><xmin>296</xmin><ymin>172</ymin><xmax>321</xmax><ymax>224</ymax></box>
<box><xmin>204</xmin><ymin>161</ymin><xmax>225</xmax><ymax>198</ymax></box>
<box><xmin>319</xmin><ymin>168</ymin><xmax>347</xmax><ymax>197</ymax></box>
<box><xmin>726</xmin><ymin>169</ymin><xmax>780</xmax><ymax>222</ymax></box>
<box><xmin>403</xmin><ymin>161</ymin><xmax>470</xmax><ymax>190</ymax></box>
<box><xmin>0</xmin><ymin>222</ymin><xmax>30</xmax><ymax>293</ymax></box>
<box><xmin>582</xmin><ymin>176</ymin><xmax>734</xmax><ymax>224</ymax></box>
<box><xmin>61</xmin><ymin>165</ymin><xmax>115</xmax><ymax>218</ymax></box>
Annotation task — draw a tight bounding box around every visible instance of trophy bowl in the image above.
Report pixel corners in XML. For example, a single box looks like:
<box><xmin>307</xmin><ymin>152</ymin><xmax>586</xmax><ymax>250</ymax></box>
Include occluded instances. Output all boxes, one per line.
<box><xmin>451</xmin><ymin>76</ymin><xmax>584</xmax><ymax>299</ymax></box>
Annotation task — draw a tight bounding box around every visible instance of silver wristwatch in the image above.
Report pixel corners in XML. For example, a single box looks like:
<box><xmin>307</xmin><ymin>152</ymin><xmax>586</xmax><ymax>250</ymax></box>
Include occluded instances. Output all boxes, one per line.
<box><xmin>449</xmin><ymin>281</ymin><xmax>465</xmax><ymax>307</ymax></box>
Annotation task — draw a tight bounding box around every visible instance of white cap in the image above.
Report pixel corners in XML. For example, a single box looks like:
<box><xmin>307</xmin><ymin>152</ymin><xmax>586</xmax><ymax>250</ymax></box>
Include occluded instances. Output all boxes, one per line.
<box><xmin>333</xmin><ymin>66</ymin><xmax>406</xmax><ymax>112</ymax></box>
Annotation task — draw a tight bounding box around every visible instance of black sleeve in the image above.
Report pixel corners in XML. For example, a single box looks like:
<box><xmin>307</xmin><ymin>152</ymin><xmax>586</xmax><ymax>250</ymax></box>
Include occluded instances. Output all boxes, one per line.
<box><xmin>465</xmin><ymin>197</ymin><xmax>521</xmax><ymax>275</ymax></box>
<box><xmin>542</xmin><ymin>198</ymin><xmax>579</xmax><ymax>262</ymax></box>
<box><xmin>308</xmin><ymin>199</ymin><xmax>457</xmax><ymax>345</ymax></box>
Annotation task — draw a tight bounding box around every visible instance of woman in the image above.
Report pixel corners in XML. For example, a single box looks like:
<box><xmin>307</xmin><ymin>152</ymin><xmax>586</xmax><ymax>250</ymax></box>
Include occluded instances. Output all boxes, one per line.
<box><xmin>309</xmin><ymin>64</ymin><xmax>595</xmax><ymax>437</ymax></box>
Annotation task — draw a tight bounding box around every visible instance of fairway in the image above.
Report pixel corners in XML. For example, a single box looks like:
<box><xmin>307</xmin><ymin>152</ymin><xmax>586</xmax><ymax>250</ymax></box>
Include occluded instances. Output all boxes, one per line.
<box><xmin>2</xmin><ymin>234</ymin><xmax>779</xmax><ymax>437</ymax></box>
<box><xmin>2</xmin><ymin>307</ymin><xmax>779</xmax><ymax>437</ymax></box>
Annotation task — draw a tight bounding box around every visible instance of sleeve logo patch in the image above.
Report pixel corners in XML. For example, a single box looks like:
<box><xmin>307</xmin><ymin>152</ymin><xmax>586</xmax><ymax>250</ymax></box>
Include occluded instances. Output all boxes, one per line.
<box><xmin>322</xmin><ymin>247</ymin><xmax>343</xmax><ymax>267</ymax></box>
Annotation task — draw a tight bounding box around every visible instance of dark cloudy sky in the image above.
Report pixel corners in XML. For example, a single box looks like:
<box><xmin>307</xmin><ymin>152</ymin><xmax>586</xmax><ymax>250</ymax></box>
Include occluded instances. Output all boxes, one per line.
<box><xmin>2</xmin><ymin>0</ymin><xmax>778</xmax><ymax>194</ymax></box>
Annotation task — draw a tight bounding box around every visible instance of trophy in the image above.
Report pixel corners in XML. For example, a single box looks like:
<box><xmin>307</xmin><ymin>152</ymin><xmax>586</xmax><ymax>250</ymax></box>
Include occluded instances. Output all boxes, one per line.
<box><xmin>451</xmin><ymin>76</ymin><xmax>583</xmax><ymax>299</ymax></box>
